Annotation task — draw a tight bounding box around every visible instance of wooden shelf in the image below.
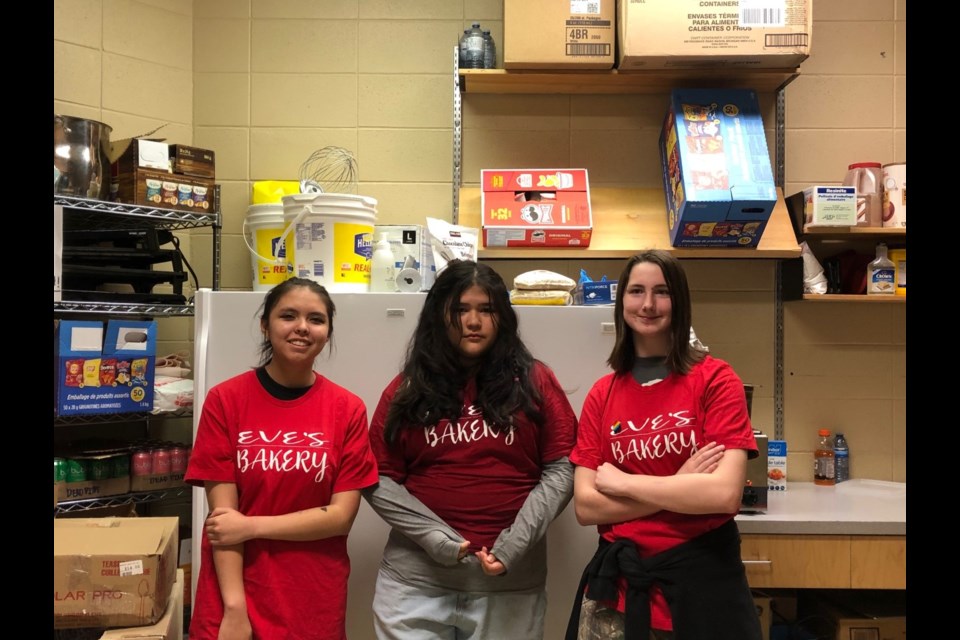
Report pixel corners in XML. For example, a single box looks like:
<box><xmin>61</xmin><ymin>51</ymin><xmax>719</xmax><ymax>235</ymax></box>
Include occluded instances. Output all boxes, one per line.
<box><xmin>800</xmin><ymin>294</ymin><xmax>906</xmax><ymax>303</ymax></box>
<box><xmin>802</xmin><ymin>226</ymin><xmax>906</xmax><ymax>239</ymax></box>
<box><xmin>458</xmin><ymin>187</ymin><xmax>801</xmax><ymax>260</ymax></box>
<box><xmin>459</xmin><ymin>68</ymin><xmax>800</xmax><ymax>95</ymax></box>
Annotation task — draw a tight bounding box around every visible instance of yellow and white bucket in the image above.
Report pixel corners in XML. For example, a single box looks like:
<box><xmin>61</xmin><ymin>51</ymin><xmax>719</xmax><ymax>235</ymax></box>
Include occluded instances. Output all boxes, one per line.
<box><xmin>276</xmin><ymin>193</ymin><xmax>377</xmax><ymax>292</ymax></box>
<box><xmin>243</xmin><ymin>203</ymin><xmax>289</xmax><ymax>291</ymax></box>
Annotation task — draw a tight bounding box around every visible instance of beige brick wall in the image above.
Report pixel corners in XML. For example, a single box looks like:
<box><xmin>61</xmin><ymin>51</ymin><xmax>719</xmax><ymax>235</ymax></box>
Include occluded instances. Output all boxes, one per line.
<box><xmin>53</xmin><ymin>0</ymin><xmax>906</xmax><ymax>481</ymax></box>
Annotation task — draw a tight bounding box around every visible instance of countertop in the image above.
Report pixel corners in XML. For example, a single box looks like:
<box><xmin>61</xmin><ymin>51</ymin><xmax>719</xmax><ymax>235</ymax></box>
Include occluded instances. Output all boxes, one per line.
<box><xmin>735</xmin><ymin>479</ymin><xmax>906</xmax><ymax>536</ymax></box>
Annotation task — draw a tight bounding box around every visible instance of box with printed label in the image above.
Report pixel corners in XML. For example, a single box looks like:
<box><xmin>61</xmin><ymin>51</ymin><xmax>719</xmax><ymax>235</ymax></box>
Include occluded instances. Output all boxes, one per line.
<box><xmin>617</xmin><ymin>0</ymin><xmax>812</xmax><ymax>71</ymax></box>
<box><xmin>170</xmin><ymin>144</ymin><xmax>216</xmax><ymax>178</ymax></box>
<box><xmin>768</xmin><ymin>440</ymin><xmax>787</xmax><ymax>490</ymax></box>
<box><xmin>574</xmin><ymin>280</ymin><xmax>617</xmax><ymax>305</ymax></box>
<box><xmin>54</xmin><ymin>517</ymin><xmax>179</xmax><ymax>629</ymax></box>
<box><xmin>504</xmin><ymin>0</ymin><xmax>614</xmax><ymax>70</ymax></box>
<box><xmin>373</xmin><ymin>224</ymin><xmax>436</xmax><ymax>291</ymax></box>
<box><xmin>801</xmin><ymin>186</ymin><xmax>857</xmax><ymax>227</ymax></box>
<box><xmin>660</xmin><ymin>88</ymin><xmax>777</xmax><ymax>248</ymax></box>
<box><xmin>56</xmin><ymin>320</ymin><xmax>157</xmax><ymax>416</ymax></box>
<box><xmin>96</xmin><ymin>568</ymin><xmax>184</xmax><ymax>640</ymax></box>
<box><xmin>481</xmin><ymin>169</ymin><xmax>593</xmax><ymax>248</ymax></box>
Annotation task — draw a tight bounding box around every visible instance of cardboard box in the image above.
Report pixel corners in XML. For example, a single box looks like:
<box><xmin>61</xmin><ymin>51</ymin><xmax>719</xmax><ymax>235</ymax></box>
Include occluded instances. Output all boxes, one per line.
<box><xmin>170</xmin><ymin>144</ymin><xmax>215</xmax><ymax>178</ymax></box>
<box><xmin>130</xmin><ymin>471</ymin><xmax>187</xmax><ymax>493</ymax></box>
<box><xmin>504</xmin><ymin>0</ymin><xmax>614</xmax><ymax>69</ymax></box>
<box><xmin>481</xmin><ymin>169</ymin><xmax>594</xmax><ymax>247</ymax></box>
<box><xmin>56</xmin><ymin>320</ymin><xmax>157</xmax><ymax>417</ymax></box>
<box><xmin>373</xmin><ymin>224</ymin><xmax>436</xmax><ymax>291</ymax></box>
<box><xmin>768</xmin><ymin>440</ymin><xmax>787</xmax><ymax>491</ymax></box>
<box><xmin>54</xmin><ymin>517</ymin><xmax>179</xmax><ymax>629</ymax></box>
<box><xmin>573</xmin><ymin>280</ymin><xmax>617</xmax><ymax>305</ymax></box>
<box><xmin>58</xmin><ymin>475</ymin><xmax>131</xmax><ymax>503</ymax></box>
<box><xmin>96</xmin><ymin>568</ymin><xmax>184</xmax><ymax>640</ymax></box>
<box><xmin>799</xmin><ymin>590</ymin><xmax>906</xmax><ymax>640</ymax></box>
<box><xmin>617</xmin><ymin>0</ymin><xmax>812</xmax><ymax>71</ymax></box>
<box><xmin>113</xmin><ymin>166</ymin><xmax>215</xmax><ymax>211</ymax></box>
<box><xmin>801</xmin><ymin>186</ymin><xmax>857</xmax><ymax>227</ymax></box>
<box><xmin>112</xmin><ymin>139</ymin><xmax>170</xmax><ymax>172</ymax></box>
<box><xmin>660</xmin><ymin>88</ymin><xmax>777</xmax><ymax>248</ymax></box>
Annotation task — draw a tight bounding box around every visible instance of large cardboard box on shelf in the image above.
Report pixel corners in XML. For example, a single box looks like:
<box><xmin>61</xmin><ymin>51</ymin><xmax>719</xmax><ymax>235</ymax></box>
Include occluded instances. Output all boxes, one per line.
<box><xmin>96</xmin><ymin>569</ymin><xmax>184</xmax><ymax>640</ymax></box>
<box><xmin>54</xmin><ymin>517</ymin><xmax>179</xmax><ymax>629</ymax></box>
<box><xmin>504</xmin><ymin>0</ymin><xmax>614</xmax><ymax>69</ymax></box>
<box><xmin>659</xmin><ymin>88</ymin><xmax>777</xmax><ymax>248</ymax></box>
<box><xmin>480</xmin><ymin>169</ymin><xmax>593</xmax><ymax>248</ymax></box>
<box><xmin>617</xmin><ymin>0</ymin><xmax>812</xmax><ymax>71</ymax></box>
<box><xmin>55</xmin><ymin>320</ymin><xmax>157</xmax><ymax>417</ymax></box>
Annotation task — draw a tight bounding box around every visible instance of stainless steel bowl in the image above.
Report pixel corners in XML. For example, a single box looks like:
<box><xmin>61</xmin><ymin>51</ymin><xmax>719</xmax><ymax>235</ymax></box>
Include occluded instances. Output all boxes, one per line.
<box><xmin>54</xmin><ymin>114</ymin><xmax>113</xmax><ymax>201</ymax></box>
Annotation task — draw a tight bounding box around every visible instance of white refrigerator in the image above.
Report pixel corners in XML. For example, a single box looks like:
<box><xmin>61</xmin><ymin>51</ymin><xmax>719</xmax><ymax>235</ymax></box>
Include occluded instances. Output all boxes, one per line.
<box><xmin>191</xmin><ymin>289</ymin><xmax>616</xmax><ymax>640</ymax></box>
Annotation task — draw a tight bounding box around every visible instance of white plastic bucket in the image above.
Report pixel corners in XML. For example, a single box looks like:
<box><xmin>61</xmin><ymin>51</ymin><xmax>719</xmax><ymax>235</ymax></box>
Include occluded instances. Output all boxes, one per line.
<box><xmin>273</xmin><ymin>192</ymin><xmax>378</xmax><ymax>292</ymax></box>
<box><xmin>243</xmin><ymin>204</ymin><xmax>289</xmax><ymax>291</ymax></box>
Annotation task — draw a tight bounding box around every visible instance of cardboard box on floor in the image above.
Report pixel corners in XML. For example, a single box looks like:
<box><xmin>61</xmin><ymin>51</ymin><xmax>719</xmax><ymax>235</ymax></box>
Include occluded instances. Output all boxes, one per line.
<box><xmin>54</xmin><ymin>517</ymin><xmax>179</xmax><ymax>629</ymax></box>
<box><xmin>799</xmin><ymin>590</ymin><xmax>906</xmax><ymax>640</ymax></box>
<box><xmin>617</xmin><ymin>0</ymin><xmax>812</xmax><ymax>71</ymax></box>
<box><xmin>97</xmin><ymin>569</ymin><xmax>184</xmax><ymax>640</ymax></box>
<box><xmin>504</xmin><ymin>0</ymin><xmax>614</xmax><ymax>69</ymax></box>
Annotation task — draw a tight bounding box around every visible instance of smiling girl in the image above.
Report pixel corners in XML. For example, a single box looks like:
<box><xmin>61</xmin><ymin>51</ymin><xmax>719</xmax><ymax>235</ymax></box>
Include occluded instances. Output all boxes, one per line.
<box><xmin>185</xmin><ymin>278</ymin><xmax>378</xmax><ymax>640</ymax></box>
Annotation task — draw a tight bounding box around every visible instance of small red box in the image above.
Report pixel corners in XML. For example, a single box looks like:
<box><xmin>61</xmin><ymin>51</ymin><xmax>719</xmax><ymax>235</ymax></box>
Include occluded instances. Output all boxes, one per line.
<box><xmin>480</xmin><ymin>169</ymin><xmax>593</xmax><ymax>247</ymax></box>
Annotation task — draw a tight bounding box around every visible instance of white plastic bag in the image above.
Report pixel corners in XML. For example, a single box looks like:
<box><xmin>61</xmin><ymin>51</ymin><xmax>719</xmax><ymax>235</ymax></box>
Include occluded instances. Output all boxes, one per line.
<box><xmin>426</xmin><ymin>217</ymin><xmax>479</xmax><ymax>275</ymax></box>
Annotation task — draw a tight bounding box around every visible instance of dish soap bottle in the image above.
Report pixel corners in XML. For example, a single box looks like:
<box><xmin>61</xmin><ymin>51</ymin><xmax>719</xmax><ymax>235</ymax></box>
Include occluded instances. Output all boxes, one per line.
<box><xmin>370</xmin><ymin>234</ymin><xmax>396</xmax><ymax>292</ymax></box>
<box><xmin>814</xmin><ymin>428</ymin><xmax>836</xmax><ymax>486</ymax></box>
<box><xmin>867</xmin><ymin>242</ymin><xmax>895</xmax><ymax>295</ymax></box>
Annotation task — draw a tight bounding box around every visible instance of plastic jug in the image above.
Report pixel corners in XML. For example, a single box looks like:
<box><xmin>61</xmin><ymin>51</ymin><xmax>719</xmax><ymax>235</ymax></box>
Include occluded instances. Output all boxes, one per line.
<box><xmin>843</xmin><ymin>162</ymin><xmax>883</xmax><ymax>227</ymax></box>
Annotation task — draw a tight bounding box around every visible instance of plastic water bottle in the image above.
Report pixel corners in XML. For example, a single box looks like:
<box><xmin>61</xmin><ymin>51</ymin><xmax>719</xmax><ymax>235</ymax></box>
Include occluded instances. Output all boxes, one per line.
<box><xmin>482</xmin><ymin>29</ymin><xmax>496</xmax><ymax>69</ymax></box>
<box><xmin>369</xmin><ymin>234</ymin><xmax>397</xmax><ymax>292</ymax></box>
<box><xmin>814</xmin><ymin>428</ymin><xmax>835</xmax><ymax>486</ymax></box>
<box><xmin>834</xmin><ymin>433</ymin><xmax>850</xmax><ymax>483</ymax></box>
<box><xmin>458</xmin><ymin>23</ymin><xmax>485</xmax><ymax>69</ymax></box>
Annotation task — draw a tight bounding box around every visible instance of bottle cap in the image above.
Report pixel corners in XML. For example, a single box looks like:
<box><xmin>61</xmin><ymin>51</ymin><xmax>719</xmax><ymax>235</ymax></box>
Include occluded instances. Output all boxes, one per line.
<box><xmin>818</xmin><ymin>428</ymin><xmax>831</xmax><ymax>436</ymax></box>
<box><xmin>848</xmin><ymin>162</ymin><xmax>882</xmax><ymax>169</ymax></box>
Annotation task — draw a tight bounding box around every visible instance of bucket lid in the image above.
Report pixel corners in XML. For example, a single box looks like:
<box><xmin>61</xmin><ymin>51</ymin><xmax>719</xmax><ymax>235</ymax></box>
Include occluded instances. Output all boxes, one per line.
<box><xmin>247</xmin><ymin>203</ymin><xmax>285</xmax><ymax>214</ymax></box>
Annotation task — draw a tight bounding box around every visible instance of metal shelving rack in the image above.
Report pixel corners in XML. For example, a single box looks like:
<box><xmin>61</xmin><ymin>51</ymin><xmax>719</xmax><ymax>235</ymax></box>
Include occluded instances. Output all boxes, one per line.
<box><xmin>54</xmin><ymin>194</ymin><xmax>219</xmax><ymax>515</ymax></box>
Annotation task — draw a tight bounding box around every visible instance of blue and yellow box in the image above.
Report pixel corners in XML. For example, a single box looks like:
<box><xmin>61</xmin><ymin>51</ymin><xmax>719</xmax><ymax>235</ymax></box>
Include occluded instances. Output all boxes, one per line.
<box><xmin>56</xmin><ymin>320</ymin><xmax>157</xmax><ymax>416</ymax></box>
<box><xmin>659</xmin><ymin>89</ymin><xmax>777</xmax><ymax>248</ymax></box>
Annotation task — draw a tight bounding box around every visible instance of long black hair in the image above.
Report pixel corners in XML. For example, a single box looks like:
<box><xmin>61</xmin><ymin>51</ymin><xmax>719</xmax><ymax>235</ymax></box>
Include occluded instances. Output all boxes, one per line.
<box><xmin>384</xmin><ymin>260</ymin><xmax>543</xmax><ymax>444</ymax></box>
<box><xmin>256</xmin><ymin>278</ymin><xmax>335</xmax><ymax>367</ymax></box>
<box><xmin>607</xmin><ymin>250</ymin><xmax>706</xmax><ymax>375</ymax></box>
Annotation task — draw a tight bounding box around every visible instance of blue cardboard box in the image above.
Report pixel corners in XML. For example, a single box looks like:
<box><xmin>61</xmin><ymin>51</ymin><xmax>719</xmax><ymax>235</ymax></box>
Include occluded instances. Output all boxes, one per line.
<box><xmin>56</xmin><ymin>320</ymin><xmax>157</xmax><ymax>416</ymax></box>
<box><xmin>660</xmin><ymin>88</ymin><xmax>777</xmax><ymax>248</ymax></box>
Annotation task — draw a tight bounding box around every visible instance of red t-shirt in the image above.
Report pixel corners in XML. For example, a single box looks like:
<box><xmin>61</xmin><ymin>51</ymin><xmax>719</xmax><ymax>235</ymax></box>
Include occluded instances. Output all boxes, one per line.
<box><xmin>369</xmin><ymin>361</ymin><xmax>576</xmax><ymax>552</ymax></box>
<box><xmin>185</xmin><ymin>371</ymin><xmax>379</xmax><ymax>640</ymax></box>
<box><xmin>570</xmin><ymin>355</ymin><xmax>757</xmax><ymax>631</ymax></box>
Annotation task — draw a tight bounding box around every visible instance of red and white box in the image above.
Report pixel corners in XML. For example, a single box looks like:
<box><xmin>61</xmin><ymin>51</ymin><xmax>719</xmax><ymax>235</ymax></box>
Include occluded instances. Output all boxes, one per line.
<box><xmin>480</xmin><ymin>169</ymin><xmax>593</xmax><ymax>248</ymax></box>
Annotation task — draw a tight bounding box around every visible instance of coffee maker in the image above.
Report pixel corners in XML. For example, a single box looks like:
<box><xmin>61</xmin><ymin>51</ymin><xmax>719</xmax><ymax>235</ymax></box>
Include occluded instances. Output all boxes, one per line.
<box><xmin>740</xmin><ymin>384</ymin><xmax>769</xmax><ymax>513</ymax></box>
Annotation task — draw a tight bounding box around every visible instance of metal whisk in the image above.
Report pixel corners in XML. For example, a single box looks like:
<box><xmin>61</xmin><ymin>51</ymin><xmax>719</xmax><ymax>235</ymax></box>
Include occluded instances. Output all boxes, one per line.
<box><xmin>298</xmin><ymin>146</ymin><xmax>359</xmax><ymax>194</ymax></box>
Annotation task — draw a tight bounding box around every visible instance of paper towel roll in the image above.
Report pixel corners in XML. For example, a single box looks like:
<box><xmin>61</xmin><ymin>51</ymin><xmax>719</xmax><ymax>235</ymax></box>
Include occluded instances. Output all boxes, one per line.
<box><xmin>396</xmin><ymin>268</ymin><xmax>422</xmax><ymax>292</ymax></box>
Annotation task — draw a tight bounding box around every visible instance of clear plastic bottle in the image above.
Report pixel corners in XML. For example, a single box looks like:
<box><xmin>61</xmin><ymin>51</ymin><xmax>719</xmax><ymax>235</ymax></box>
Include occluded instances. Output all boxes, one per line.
<box><xmin>369</xmin><ymin>234</ymin><xmax>397</xmax><ymax>293</ymax></box>
<box><xmin>814</xmin><ymin>428</ymin><xmax>836</xmax><ymax>486</ymax></box>
<box><xmin>458</xmin><ymin>23</ymin><xmax>486</xmax><ymax>69</ymax></box>
<box><xmin>833</xmin><ymin>433</ymin><xmax>849</xmax><ymax>483</ymax></box>
<box><xmin>482</xmin><ymin>29</ymin><xmax>496</xmax><ymax>69</ymax></box>
<box><xmin>867</xmin><ymin>242</ymin><xmax>896</xmax><ymax>295</ymax></box>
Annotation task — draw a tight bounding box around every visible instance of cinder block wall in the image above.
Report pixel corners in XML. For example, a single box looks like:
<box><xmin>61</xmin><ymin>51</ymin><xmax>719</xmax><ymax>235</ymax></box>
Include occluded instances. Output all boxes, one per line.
<box><xmin>53</xmin><ymin>0</ymin><xmax>906</xmax><ymax>481</ymax></box>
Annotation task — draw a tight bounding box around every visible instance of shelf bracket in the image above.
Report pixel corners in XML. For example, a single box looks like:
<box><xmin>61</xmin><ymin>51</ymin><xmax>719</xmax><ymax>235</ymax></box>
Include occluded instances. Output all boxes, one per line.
<box><xmin>452</xmin><ymin>45</ymin><xmax>463</xmax><ymax>224</ymax></box>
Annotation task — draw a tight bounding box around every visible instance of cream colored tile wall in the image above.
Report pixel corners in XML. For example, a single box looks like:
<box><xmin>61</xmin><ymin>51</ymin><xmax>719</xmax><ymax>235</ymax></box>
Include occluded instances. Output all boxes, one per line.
<box><xmin>55</xmin><ymin>1</ymin><xmax>906</xmax><ymax>481</ymax></box>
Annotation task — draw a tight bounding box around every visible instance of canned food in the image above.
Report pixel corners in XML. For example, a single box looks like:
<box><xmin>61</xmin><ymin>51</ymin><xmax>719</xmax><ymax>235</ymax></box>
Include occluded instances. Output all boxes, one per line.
<box><xmin>54</xmin><ymin>458</ymin><xmax>67</xmax><ymax>483</ymax></box>
<box><xmin>65</xmin><ymin>458</ymin><xmax>88</xmax><ymax>483</ymax></box>
<box><xmin>152</xmin><ymin>447</ymin><xmax>172</xmax><ymax>475</ymax></box>
<box><xmin>112</xmin><ymin>454</ymin><xmax>131</xmax><ymax>478</ymax></box>
<box><xmin>169</xmin><ymin>446</ymin><xmax>188</xmax><ymax>474</ymax></box>
<box><xmin>89</xmin><ymin>458</ymin><xmax>112</xmax><ymax>481</ymax></box>
<box><xmin>131</xmin><ymin>450</ymin><xmax>153</xmax><ymax>476</ymax></box>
